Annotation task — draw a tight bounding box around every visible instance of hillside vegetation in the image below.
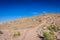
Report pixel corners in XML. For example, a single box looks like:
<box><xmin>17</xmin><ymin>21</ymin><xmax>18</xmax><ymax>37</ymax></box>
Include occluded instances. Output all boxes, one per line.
<box><xmin>0</xmin><ymin>13</ymin><xmax>60</xmax><ymax>40</ymax></box>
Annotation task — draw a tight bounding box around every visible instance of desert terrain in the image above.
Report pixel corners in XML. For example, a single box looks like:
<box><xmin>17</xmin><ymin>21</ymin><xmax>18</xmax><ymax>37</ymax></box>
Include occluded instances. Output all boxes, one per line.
<box><xmin>0</xmin><ymin>14</ymin><xmax>60</xmax><ymax>40</ymax></box>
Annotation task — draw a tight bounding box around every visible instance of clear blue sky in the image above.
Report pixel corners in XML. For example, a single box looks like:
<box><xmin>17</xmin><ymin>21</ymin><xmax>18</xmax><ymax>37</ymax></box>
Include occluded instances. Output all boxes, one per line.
<box><xmin>0</xmin><ymin>0</ymin><xmax>60</xmax><ymax>22</ymax></box>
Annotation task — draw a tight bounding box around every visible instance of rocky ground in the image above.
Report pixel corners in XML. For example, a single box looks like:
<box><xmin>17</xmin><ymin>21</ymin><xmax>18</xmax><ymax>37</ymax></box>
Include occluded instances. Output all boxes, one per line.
<box><xmin>0</xmin><ymin>14</ymin><xmax>60</xmax><ymax>40</ymax></box>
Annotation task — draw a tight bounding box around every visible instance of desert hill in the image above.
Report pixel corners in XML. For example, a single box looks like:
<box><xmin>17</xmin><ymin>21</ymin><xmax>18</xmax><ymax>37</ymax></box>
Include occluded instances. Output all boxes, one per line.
<box><xmin>0</xmin><ymin>14</ymin><xmax>60</xmax><ymax>29</ymax></box>
<box><xmin>0</xmin><ymin>13</ymin><xmax>60</xmax><ymax>40</ymax></box>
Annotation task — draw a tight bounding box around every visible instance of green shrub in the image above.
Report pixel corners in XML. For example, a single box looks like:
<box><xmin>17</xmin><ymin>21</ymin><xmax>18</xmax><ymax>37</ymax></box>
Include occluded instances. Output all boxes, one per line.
<box><xmin>47</xmin><ymin>25</ymin><xmax>57</xmax><ymax>31</ymax></box>
<box><xmin>43</xmin><ymin>31</ymin><xmax>56</xmax><ymax>40</ymax></box>
<box><xmin>13</xmin><ymin>31</ymin><xmax>20</xmax><ymax>37</ymax></box>
<box><xmin>42</xmin><ymin>25</ymin><xmax>57</xmax><ymax>40</ymax></box>
<box><xmin>57</xmin><ymin>26</ymin><xmax>60</xmax><ymax>30</ymax></box>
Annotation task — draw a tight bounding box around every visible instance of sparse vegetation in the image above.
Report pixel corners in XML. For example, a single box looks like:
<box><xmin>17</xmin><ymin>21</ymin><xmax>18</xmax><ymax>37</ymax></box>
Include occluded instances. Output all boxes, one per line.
<box><xmin>13</xmin><ymin>31</ymin><xmax>21</xmax><ymax>37</ymax></box>
<box><xmin>39</xmin><ymin>19</ymin><xmax>42</xmax><ymax>22</ymax></box>
<box><xmin>41</xmin><ymin>25</ymin><xmax>57</xmax><ymax>40</ymax></box>
<box><xmin>27</xmin><ymin>26</ymin><xmax>34</xmax><ymax>28</ymax></box>
<box><xmin>0</xmin><ymin>14</ymin><xmax>60</xmax><ymax>40</ymax></box>
<box><xmin>57</xmin><ymin>26</ymin><xmax>60</xmax><ymax>30</ymax></box>
<box><xmin>13</xmin><ymin>27</ymin><xmax>18</xmax><ymax>30</ymax></box>
<box><xmin>43</xmin><ymin>31</ymin><xmax>56</xmax><ymax>40</ymax></box>
<box><xmin>0</xmin><ymin>31</ymin><xmax>3</xmax><ymax>34</ymax></box>
<box><xmin>47</xmin><ymin>25</ymin><xmax>57</xmax><ymax>31</ymax></box>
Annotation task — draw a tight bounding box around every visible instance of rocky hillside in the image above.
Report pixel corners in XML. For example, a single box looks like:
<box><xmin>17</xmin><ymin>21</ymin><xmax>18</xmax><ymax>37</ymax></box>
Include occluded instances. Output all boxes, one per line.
<box><xmin>0</xmin><ymin>13</ymin><xmax>60</xmax><ymax>40</ymax></box>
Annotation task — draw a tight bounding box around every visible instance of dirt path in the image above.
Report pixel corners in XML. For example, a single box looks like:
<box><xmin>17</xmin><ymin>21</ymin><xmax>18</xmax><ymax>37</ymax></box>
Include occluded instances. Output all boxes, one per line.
<box><xmin>0</xmin><ymin>20</ymin><xmax>47</xmax><ymax>40</ymax></box>
<box><xmin>23</xmin><ymin>20</ymin><xmax>47</xmax><ymax>40</ymax></box>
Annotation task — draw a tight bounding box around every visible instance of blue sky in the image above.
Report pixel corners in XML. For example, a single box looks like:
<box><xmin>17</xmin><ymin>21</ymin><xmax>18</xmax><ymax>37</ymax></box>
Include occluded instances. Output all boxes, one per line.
<box><xmin>0</xmin><ymin>0</ymin><xmax>60</xmax><ymax>22</ymax></box>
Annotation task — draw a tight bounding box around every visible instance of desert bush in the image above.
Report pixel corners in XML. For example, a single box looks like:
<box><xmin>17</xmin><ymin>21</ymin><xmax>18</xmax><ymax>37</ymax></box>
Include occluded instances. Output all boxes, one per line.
<box><xmin>13</xmin><ymin>31</ymin><xmax>20</xmax><ymax>37</ymax></box>
<box><xmin>43</xmin><ymin>31</ymin><xmax>56</xmax><ymax>40</ymax></box>
<box><xmin>57</xmin><ymin>26</ymin><xmax>60</xmax><ymax>30</ymax></box>
<box><xmin>39</xmin><ymin>19</ymin><xmax>42</xmax><ymax>22</ymax></box>
<box><xmin>41</xmin><ymin>25</ymin><xmax>57</xmax><ymax>40</ymax></box>
<box><xmin>47</xmin><ymin>25</ymin><xmax>57</xmax><ymax>32</ymax></box>
<box><xmin>0</xmin><ymin>31</ymin><xmax>3</xmax><ymax>34</ymax></box>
